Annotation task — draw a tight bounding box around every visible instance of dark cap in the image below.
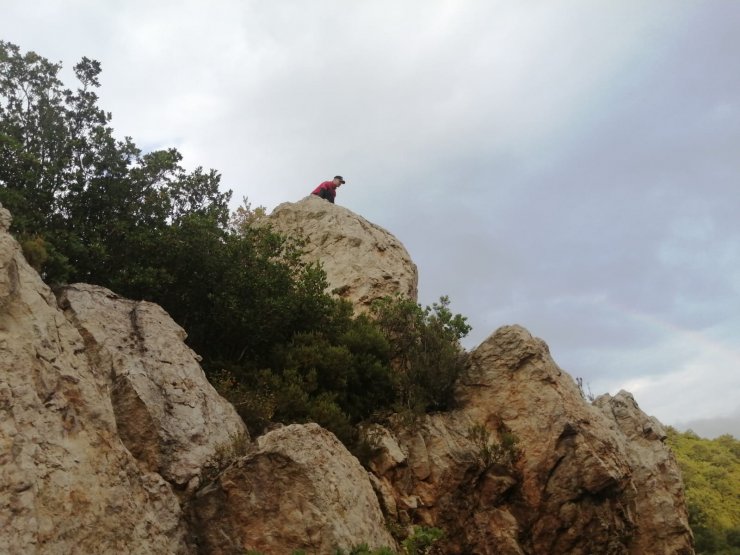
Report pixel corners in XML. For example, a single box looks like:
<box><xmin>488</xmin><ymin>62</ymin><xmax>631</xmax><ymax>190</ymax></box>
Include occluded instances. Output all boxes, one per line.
<box><xmin>334</xmin><ymin>175</ymin><xmax>346</xmax><ymax>184</ymax></box>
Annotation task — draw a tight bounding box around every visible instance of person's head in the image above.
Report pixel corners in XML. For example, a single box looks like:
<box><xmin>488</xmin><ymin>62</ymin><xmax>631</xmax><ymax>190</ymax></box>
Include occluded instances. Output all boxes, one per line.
<box><xmin>333</xmin><ymin>175</ymin><xmax>345</xmax><ymax>187</ymax></box>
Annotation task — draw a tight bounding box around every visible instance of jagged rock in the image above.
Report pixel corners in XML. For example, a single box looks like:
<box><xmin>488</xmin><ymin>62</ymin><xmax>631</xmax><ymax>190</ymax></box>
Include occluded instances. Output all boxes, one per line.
<box><xmin>56</xmin><ymin>283</ymin><xmax>247</xmax><ymax>488</ymax></box>
<box><xmin>366</xmin><ymin>325</ymin><xmax>694</xmax><ymax>554</ymax></box>
<box><xmin>0</xmin><ymin>203</ymin><xmax>191</xmax><ymax>554</ymax></box>
<box><xmin>594</xmin><ymin>390</ymin><xmax>693</xmax><ymax>555</ymax></box>
<box><xmin>265</xmin><ymin>195</ymin><xmax>418</xmax><ymax>310</ymax></box>
<box><xmin>192</xmin><ymin>423</ymin><xmax>397</xmax><ymax>554</ymax></box>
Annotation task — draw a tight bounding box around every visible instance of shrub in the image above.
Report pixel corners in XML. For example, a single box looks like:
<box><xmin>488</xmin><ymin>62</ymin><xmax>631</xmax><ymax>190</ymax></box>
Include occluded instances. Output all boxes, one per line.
<box><xmin>401</xmin><ymin>526</ymin><xmax>444</xmax><ymax>555</ymax></box>
<box><xmin>371</xmin><ymin>295</ymin><xmax>470</xmax><ymax>414</ymax></box>
<box><xmin>467</xmin><ymin>423</ymin><xmax>521</xmax><ymax>469</ymax></box>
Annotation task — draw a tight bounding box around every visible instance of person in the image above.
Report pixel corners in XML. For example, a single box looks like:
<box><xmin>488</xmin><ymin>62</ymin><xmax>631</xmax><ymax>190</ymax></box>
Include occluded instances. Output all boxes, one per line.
<box><xmin>311</xmin><ymin>176</ymin><xmax>345</xmax><ymax>204</ymax></box>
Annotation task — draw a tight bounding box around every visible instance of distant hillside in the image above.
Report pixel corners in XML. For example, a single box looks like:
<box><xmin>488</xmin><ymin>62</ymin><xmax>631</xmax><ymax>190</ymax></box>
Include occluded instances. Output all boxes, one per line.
<box><xmin>667</xmin><ymin>428</ymin><xmax>740</xmax><ymax>554</ymax></box>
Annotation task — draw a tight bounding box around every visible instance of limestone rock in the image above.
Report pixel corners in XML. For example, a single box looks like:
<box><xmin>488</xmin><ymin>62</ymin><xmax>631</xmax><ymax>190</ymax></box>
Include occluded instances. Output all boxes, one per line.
<box><xmin>0</xmin><ymin>203</ymin><xmax>191</xmax><ymax>554</ymax></box>
<box><xmin>265</xmin><ymin>195</ymin><xmax>418</xmax><ymax>310</ymax></box>
<box><xmin>0</xmin><ymin>197</ymin><xmax>695</xmax><ymax>554</ymax></box>
<box><xmin>192</xmin><ymin>423</ymin><xmax>397</xmax><ymax>554</ymax></box>
<box><xmin>0</xmin><ymin>203</ymin><xmax>11</xmax><ymax>231</ymax></box>
<box><xmin>57</xmin><ymin>283</ymin><xmax>247</xmax><ymax>488</ymax></box>
<box><xmin>366</xmin><ymin>325</ymin><xmax>694</xmax><ymax>554</ymax></box>
<box><xmin>594</xmin><ymin>390</ymin><xmax>693</xmax><ymax>555</ymax></box>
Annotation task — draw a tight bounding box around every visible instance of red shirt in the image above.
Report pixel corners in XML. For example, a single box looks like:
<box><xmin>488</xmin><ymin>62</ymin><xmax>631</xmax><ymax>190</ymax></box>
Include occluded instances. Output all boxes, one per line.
<box><xmin>311</xmin><ymin>181</ymin><xmax>337</xmax><ymax>201</ymax></box>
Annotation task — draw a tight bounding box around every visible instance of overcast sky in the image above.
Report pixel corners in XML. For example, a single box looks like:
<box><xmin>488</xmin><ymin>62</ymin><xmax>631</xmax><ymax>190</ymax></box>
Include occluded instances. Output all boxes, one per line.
<box><xmin>3</xmin><ymin>0</ymin><xmax>739</xmax><ymax>438</ymax></box>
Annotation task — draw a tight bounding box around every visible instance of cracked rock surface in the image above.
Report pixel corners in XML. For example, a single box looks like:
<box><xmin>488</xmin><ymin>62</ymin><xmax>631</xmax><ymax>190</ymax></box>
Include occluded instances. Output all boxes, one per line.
<box><xmin>367</xmin><ymin>325</ymin><xmax>694</xmax><ymax>554</ymax></box>
<box><xmin>193</xmin><ymin>423</ymin><xmax>397</xmax><ymax>554</ymax></box>
<box><xmin>0</xmin><ymin>203</ymin><xmax>191</xmax><ymax>554</ymax></box>
<box><xmin>56</xmin><ymin>283</ymin><xmax>247</xmax><ymax>488</ymax></box>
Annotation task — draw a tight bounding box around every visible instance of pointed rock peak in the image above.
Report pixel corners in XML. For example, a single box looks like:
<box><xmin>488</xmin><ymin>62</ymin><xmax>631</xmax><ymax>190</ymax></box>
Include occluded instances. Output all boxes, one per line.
<box><xmin>472</xmin><ymin>324</ymin><xmax>550</xmax><ymax>371</ymax></box>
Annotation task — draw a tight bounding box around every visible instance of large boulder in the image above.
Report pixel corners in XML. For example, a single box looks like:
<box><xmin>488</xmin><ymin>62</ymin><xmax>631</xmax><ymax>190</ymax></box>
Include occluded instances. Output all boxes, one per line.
<box><xmin>265</xmin><ymin>195</ymin><xmax>418</xmax><ymax>310</ymax></box>
<box><xmin>192</xmin><ymin>423</ymin><xmax>397</xmax><ymax>554</ymax></box>
<box><xmin>367</xmin><ymin>325</ymin><xmax>694</xmax><ymax>554</ymax></box>
<box><xmin>0</xmin><ymin>203</ymin><xmax>191</xmax><ymax>554</ymax></box>
<box><xmin>56</xmin><ymin>283</ymin><xmax>248</xmax><ymax>490</ymax></box>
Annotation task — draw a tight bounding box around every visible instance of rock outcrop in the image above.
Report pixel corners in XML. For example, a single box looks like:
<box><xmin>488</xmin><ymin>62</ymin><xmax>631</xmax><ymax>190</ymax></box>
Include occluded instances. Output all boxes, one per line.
<box><xmin>367</xmin><ymin>325</ymin><xmax>694</xmax><ymax>554</ymax></box>
<box><xmin>594</xmin><ymin>391</ymin><xmax>694</xmax><ymax>555</ymax></box>
<box><xmin>0</xmin><ymin>205</ymin><xmax>191</xmax><ymax>553</ymax></box>
<box><xmin>265</xmin><ymin>195</ymin><xmax>418</xmax><ymax>310</ymax></box>
<box><xmin>56</xmin><ymin>283</ymin><xmax>247</xmax><ymax>490</ymax></box>
<box><xmin>0</xmin><ymin>201</ymin><xmax>400</xmax><ymax>554</ymax></box>
<box><xmin>193</xmin><ymin>423</ymin><xmax>396</xmax><ymax>554</ymax></box>
<box><xmin>0</xmin><ymin>200</ymin><xmax>694</xmax><ymax>554</ymax></box>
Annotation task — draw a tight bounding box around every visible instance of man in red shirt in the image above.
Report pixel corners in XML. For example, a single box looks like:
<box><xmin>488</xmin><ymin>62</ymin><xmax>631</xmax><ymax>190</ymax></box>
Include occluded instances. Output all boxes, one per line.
<box><xmin>311</xmin><ymin>176</ymin><xmax>345</xmax><ymax>204</ymax></box>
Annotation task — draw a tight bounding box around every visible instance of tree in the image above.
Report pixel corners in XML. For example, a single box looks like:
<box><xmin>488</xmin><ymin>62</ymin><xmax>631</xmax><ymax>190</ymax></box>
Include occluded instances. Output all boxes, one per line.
<box><xmin>370</xmin><ymin>295</ymin><xmax>471</xmax><ymax>413</ymax></box>
<box><xmin>0</xmin><ymin>40</ymin><xmax>230</xmax><ymax>286</ymax></box>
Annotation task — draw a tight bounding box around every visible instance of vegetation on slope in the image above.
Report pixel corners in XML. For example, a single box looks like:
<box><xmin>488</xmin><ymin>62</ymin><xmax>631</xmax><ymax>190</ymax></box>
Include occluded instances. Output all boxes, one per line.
<box><xmin>0</xmin><ymin>41</ymin><xmax>470</xmax><ymax>449</ymax></box>
<box><xmin>667</xmin><ymin>428</ymin><xmax>740</xmax><ymax>554</ymax></box>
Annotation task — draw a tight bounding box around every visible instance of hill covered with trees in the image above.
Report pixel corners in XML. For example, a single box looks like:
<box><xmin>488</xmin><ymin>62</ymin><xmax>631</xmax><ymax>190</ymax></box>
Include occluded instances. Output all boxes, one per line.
<box><xmin>667</xmin><ymin>428</ymin><xmax>740</xmax><ymax>554</ymax></box>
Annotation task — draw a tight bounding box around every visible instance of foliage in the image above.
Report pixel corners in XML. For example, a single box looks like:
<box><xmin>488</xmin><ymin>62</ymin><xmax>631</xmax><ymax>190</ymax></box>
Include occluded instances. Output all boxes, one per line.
<box><xmin>575</xmin><ymin>377</ymin><xmax>595</xmax><ymax>403</ymax></box>
<box><xmin>666</xmin><ymin>428</ymin><xmax>740</xmax><ymax>554</ymax></box>
<box><xmin>467</xmin><ymin>423</ymin><xmax>521</xmax><ymax>469</ymax></box>
<box><xmin>214</xmin><ymin>293</ymin><xmax>470</xmax><ymax>447</ymax></box>
<box><xmin>0</xmin><ymin>41</ymin><xmax>230</xmax><ymax>287</ymax></box>
<box><xmin>332</xmin><ymin>545</ymin><xmax>397</xmax><ymax>555</ymax></box>
<box><xmin>202</xmin><ymin>432</ymin><xmax>250</xmax><ymax>484</ymax></box>
<box><xmin>401</xmin><ymin>526</ymin><xmax>444</xmax><ymax>555</ymax></box>
<box><xmin>370</xmin><ymin>295</ymin><xmax>470</xmax><ymax>413</ymax></box>
<box><xmin>328</xmin><ymin>526</ymin><xmax>443</xmax><ymax>555</ymax></box>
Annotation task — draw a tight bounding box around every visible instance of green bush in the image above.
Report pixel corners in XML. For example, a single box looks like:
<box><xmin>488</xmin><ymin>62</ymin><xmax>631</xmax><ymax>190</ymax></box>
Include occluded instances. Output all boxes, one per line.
<box><xmin>371</xmin><ymin>295</ymin><xmax>470</xmax><ymax>414</ymax></box>
<box><xmin>401</xmin><ymin>526</ymin><xmax>444</xmax><ymax>555</ymax></box>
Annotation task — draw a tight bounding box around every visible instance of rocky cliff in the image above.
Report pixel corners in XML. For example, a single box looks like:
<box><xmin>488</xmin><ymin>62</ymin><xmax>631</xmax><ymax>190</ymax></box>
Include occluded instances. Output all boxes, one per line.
<box><xmin>0</xmin><ymin>202</ymin><xmax>393</xmax><ymax>554</ymax></box>
<box><xmin>367</xmin><ymin>325</ymin><xmax>693</xmax><ymax>554</ymax></box>
<box><xmin>0</xmin><ymin>200</ymin><xmax>694</xmax><ymax>554</ymax></box>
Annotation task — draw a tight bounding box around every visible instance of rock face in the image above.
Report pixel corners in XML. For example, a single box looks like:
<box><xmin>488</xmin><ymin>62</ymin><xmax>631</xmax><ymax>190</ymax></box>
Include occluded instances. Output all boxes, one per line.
<box><xmin>0</xmin><ymin>205</ymin><xmax>191</xmax><ymax>553</ymax></box>
<box><xmin>367</xmin><ymin>325</ymin><xmax>694</xmax><ymax>555</ymax></box>
<box><xmin>266</xmin><ymin>195</ymin><xmax>418</xmax><ymax>310</ymax></box>
<box><xmin>56</xmin><ymin>283</ymin><xmax>247</xmax><ymax>489</ymax></box>
<box><xmin>0</xmin><ymin>201</ymin><xmax>406</xmax><ymax>555</ymax></box>
<box><xmin>594</xmin><ymin>391</ymin><xmax>694</xmax><ymax>555</ymax></box>
<box><xmin>193</xmin><ymin>423</ymin><xmax>397</xmax><ymax>554</ymax></box>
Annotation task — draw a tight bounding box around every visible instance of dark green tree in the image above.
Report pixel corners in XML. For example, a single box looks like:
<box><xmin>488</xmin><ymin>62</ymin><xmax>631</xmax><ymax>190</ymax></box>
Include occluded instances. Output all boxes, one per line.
<box><xmin>0</xmin><ymin>40</ymin><xmax>230</xmax><ymax>286</ymax></box>
<box><xmin>371</xmin><ymin>295</ymin><xmax>471</xmax><ymax>413</ymax></box>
